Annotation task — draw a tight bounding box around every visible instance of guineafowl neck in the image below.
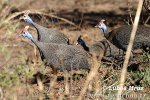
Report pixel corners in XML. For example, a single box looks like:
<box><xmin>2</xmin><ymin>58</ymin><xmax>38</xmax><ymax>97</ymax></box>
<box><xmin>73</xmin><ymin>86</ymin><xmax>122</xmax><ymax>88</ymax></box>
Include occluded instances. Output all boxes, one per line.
<box><xmin>31</xmin><ymin>22</ymin><xmax>43</xmax><ymax>40</ymax></box>
<box><xmin>30</xmin><ymin>37</ymin><xmax>38</xmax><ymax>45</ymax></box>
<box><xmin>31</xmin><ymin>22</ymin><xmax>41</xmax><ymax>30</ymax></box>
<box><xmin>30</xmin><ymin>38</ymin><xmax>45</xmax><ymax>61</ymax></box>
<box><xmin>82</xmin><ymin>44</ymin><xmax>89</xmax><ymax>51</ymax></box>
<box><xmin>104</xmin><ymin>32</ymin><xmax>110</xmax><ymax>39</ymax></box>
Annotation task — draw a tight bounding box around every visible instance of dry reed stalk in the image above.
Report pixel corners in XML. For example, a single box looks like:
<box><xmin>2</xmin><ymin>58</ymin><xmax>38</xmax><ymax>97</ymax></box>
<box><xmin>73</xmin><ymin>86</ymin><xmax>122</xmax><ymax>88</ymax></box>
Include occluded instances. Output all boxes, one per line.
<box><xmin>65</xmin><ymin>71</ymin><xmax>69</xmax><ymax>95</ymax></box>
<box><xmin>69</xmin><ymin>70</ymin><xmax>73</xmax><ymax>97</ymax></box>
<box><xmin>144</xmin><ymin>16</ymin><xmax>150</xmax><ymax>26</ymax></box>
<box><xmin>0</xmin><ymin>87</ymin><xmax>3</xmax><ymax>100</ymax></box>
<box><xmin>77</xmin><ymin>50</ymin><xmax>104</xmax><ymax>100</ymax></box>
<box><xmin>95</xmin><ymin>75</ymin><xmax>101</xmax><ymax>100</ymax></box>
<box><xmin>58</xmin><ymin>94</ymin><xmax>64</xmax><ymax>100</ymax></box>
<box><xmin>36</xmin><ymin>75</ymin><xmax>44</xmax><ymax>91</ymax></box>
<box><xmin>49</xmin><ymin>75</ymin><xmax>57</xmax><ymax>99</ymax></box>
<box><xmin>33</xmin><ymin>45</ymin><xmax>37</xmax><ymax>58</ymax></box>
<box><xmin>127</xmin><ymin>0</ymin><xmax>134</xmax><ymax>24</ymax></box>
<box><xmin>116</xmin><ymin>0</ymin><xmax>144</xmax><ymax>100</ymax></box>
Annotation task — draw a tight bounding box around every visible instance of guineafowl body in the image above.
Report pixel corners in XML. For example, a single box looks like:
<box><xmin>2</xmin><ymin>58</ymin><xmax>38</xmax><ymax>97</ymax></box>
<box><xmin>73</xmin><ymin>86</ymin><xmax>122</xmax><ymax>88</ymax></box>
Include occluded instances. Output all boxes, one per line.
<box><xmin>108</xmin><ymin>25</ymin><xmax>150</xmax><ymax>51</ymax></box>
<box><xmin>20</xmin><ymin>12</ymin><xmax>69</xmax><ymax>44</ymax></box>
<box><xmin>21</xmin><ymin>28</ymin><xmax>91</xmax><ymax>71</ymax></box>
<box><xmin>96</xmin><ymin>20</ymin><xmax>150</xmax><ymax>52</ymax></box>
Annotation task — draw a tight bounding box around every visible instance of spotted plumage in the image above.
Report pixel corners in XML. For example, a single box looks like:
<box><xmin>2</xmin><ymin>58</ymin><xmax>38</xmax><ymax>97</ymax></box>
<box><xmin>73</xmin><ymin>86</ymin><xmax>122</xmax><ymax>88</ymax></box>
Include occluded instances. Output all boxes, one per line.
<box><xmin>96</xmin><ymin>19</ymin><xmax>150</xmax><ymax>52</ymax></box>
<box><xmin>20</xmin><ymin>11</ymin><xmax>69</xmax><ymax>44</ymax></box>
<box><xmin>21</xmin><ymin>26</ymin><xmax>91</xmax><ymax>71</ymax></box>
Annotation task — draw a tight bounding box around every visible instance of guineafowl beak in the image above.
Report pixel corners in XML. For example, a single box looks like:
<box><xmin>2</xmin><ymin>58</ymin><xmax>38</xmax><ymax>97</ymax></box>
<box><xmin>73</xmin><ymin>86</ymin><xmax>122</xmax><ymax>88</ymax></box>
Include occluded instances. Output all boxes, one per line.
<box><xmin>16</xmin><ymin>34</ymin><xmax>22</xmax><ymax>39</ymax></box>
<box><xmin>19</xmin><ymin>16</ymin><xmax>23</xmax><ymax>21</ymax></box>
<box><xmin>19</xmin><ymin>34</ymin><xmax>22</xmax><ymax>37</ymax></box>
<box><xmin>95</xmin><ymin>19</ymin><xmax>105</xmax><ymax>28</ymax></box>
<box><xmin>95</xmin><ymin>24</ymin><xmax>99</xmax><ymax>28</ymax></box>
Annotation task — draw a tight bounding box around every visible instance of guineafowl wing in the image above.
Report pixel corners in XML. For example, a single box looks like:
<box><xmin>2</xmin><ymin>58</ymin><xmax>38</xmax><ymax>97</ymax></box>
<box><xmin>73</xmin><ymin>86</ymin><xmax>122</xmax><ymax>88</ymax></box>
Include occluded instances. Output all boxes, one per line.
<box><xmin>32</xmin><ymin>22</ymin><xmax>69</xmax><ymax>44</ymax></box>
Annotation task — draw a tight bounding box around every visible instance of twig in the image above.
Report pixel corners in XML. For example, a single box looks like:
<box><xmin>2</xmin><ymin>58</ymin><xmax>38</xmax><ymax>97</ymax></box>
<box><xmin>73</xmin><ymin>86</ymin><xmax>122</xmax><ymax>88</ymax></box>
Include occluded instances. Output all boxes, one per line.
<box><xmin>0</xmin><ymin>87</ymin><xmax>3</xmax><ymax>100</ymax></box>
<box><xmin>102</xmin><ymin>74</ymin><xmax>114</xmax><ymax>83</ymax></box>
<box><xmin>0</xmin><ymin>10</ymin><xmax>77</xmax><ymax>28</ymax></box>
<box><xmin>78</xmin><ymin>13</ymin><xmax>84</xmax><ymax>28</ymax></box>
<box><xmin>127</xmin><ymin>0</ymin><xmax>134</xmax><ymax>25</ymax></box>
<box><xmin>116</xmin><ymin>0</ymin><xmax>144</xmax><ymax>100</ymax></box>
<box><xmin>65</xmin><ymin>71</ymin><xmax>69</xmax><ymax>95</ymax></box>
<box><xmin>144</xmin><ymin>16</ymin><xmax>150</xmax><ymax>25</ymax></box>
<box><xmin>36</xmin><ymin>75</ymin><xmax>44</xmax><ymax>91</ymax></box>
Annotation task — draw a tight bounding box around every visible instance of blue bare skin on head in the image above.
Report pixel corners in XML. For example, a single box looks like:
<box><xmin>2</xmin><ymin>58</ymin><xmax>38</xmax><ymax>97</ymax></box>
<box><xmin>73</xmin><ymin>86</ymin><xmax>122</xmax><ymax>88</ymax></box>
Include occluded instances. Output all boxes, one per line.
<box><xmin>23</xmin><ymin>15</ymin><xmax>34</xmax><ymax>24</ymax></box>
<box><xmin>100</xmin><ymin>23</ymin><xmax>107</xmax><ymax>33</ymax></box>
<box><xmin>22</xmin><ymin>31</ymin><xmax>33</xmax><ymax>40</ymax></box>
<box><xmin>21</xmin><ymin>26</ymin><xmax>33</xmax><ymax>40</ymax></box>
<box><xmin>95</xmin><ymin>19</ymin><xmax>108</xmax><ymax>36</ymax></box>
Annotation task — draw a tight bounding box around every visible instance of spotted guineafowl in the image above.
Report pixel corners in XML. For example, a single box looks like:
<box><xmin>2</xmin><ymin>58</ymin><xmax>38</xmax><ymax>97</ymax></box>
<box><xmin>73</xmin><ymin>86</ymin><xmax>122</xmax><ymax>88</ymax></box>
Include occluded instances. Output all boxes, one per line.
<box><xmin>76</xmin><ymin>36</ymin><xmax>106</xmax><ymax>57</ymax></box>
<box><xmin>76</xmin><ymin>35</ymin><xmax>123</xmax><ymax>58</ymax></box>
<box><xmin>19</xmin><ymin>11</ymin><xmax>69</xmax><ymax>44</ymax></box>
<box><xmin>21</xmin><ymin>26</ymin><xmax>91</xmax><ymax>71</ymax></box>
<box><xmin>95</xmin><ymin>19</ymin><xmax>150</xmax><ymax>52</ymax></box>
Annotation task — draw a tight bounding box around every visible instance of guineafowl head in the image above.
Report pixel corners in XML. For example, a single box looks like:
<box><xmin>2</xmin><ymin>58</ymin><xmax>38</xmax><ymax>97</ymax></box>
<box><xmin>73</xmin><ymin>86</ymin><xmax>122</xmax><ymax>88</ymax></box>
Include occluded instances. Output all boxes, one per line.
<box><xmin>21</xmin><ymin>26</ymin><xmax>33</xmax><ymax>40</ymax></box>
<box><xmin>76</xmin><ymin>35</ymin><xmax>89</xmax><ymax>51</ymax></box>
<box><xmin>76</xmin><ymin>35</ymin><xmax>86</xmax><ymax>46</ymax></box>
<box><xmin>95</xmin><ymin>19</ymin><xmax>107</xmax><ymax>34</ymax></box>
<box><xmin>19</xmin><ymin>11</ymin><xmax>33</xmax><ymax>24</ymax></box>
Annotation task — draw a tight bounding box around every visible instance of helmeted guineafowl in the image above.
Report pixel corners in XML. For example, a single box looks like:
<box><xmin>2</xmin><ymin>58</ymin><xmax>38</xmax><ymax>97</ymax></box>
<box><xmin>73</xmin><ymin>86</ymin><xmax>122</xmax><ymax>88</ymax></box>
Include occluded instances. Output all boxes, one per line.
<box><xmin>19</xmin><ymin>11</ymin><xmax>69</xmax><ymax>44</ymax></box>
<box><xmin>95</xmin><ymin>19</ymin><xmax>150</xmax><ymax>52</ymax></box>
<box><xmin>76</xmin><ymin>35</ymin><xmax>123</xmax><ymax>58</ymax></box>
<box><xmin>76</xmin><ymin>36</ymin><xmax>106</xmax><ymax>57</ymax></box>
<box><xmin>21</xmin><ymin>26</ymin><xmax>91</xmax><ymax>71</ymax></box>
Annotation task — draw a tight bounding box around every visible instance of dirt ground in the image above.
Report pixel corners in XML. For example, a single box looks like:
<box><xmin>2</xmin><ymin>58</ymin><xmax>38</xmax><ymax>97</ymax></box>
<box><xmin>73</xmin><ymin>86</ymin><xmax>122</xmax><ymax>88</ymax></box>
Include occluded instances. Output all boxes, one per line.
<box><xmin>0</xmin><ymin>0</ymin><xmax>150</xmax><ymax>100</ymax></box>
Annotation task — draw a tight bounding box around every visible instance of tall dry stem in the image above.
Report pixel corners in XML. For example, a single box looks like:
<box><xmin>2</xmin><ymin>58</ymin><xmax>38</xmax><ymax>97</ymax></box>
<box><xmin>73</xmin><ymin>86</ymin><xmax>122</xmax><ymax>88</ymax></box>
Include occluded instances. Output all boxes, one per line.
<box><xmin>77</xmin><ymin>50</ymin><xmax>104</xmax><ymax>100</ymax></box>
<box><xmin>116</xmin><ymin>0</ymin><xmax>144</xmax><ymax>100</ymax></box>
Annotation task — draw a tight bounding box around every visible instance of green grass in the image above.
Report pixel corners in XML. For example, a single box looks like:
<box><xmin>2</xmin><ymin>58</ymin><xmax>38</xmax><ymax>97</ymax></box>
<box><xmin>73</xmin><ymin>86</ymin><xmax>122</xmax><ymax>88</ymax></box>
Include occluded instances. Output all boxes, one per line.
<box><xmin>131</xmin><ymin>63</ymin><xmax>150</xmax><ymax>87</ymax></box>
<box><xmin>4</xmin><ymin>22</ymin><xmax>20</xmax><ymax>38</ymax></box>
<box><xmin>141</xmin><ymin>51</ymin><xmax>150</xmax><ymax>62</ymax></box>
<box><xmin>0</xmin><ymin>44</ymin><xmax>11</xmax><ymax>61</ymax></box>
<box><xmin>0</xmin><ymin>63</ymin><xmax>35</xmax><ymax>88</ymax></box>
